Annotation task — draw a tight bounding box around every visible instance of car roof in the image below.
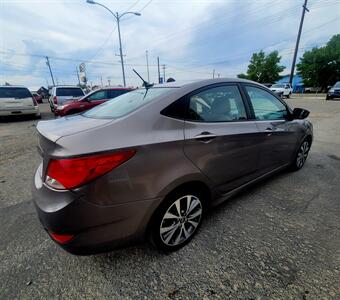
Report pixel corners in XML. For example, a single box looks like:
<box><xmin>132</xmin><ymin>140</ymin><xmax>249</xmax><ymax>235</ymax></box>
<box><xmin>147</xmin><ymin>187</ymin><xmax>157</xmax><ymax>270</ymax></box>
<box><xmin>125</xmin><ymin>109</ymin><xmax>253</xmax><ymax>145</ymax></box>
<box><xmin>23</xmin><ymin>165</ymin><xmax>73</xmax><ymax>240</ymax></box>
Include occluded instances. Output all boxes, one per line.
<box><xmin>0</xmin><ymin>85</ymin><xmax>29</xmax><ymax>88</ymax></box>
<box><xmin>149</xmin><ymin>78</ymin><xmax>260</xmax><ymax>90</ymax></box>
<box><xmin>54</xmin><ymin>86</ymin><xmax>83</xmax><ymax>88</ymax></box>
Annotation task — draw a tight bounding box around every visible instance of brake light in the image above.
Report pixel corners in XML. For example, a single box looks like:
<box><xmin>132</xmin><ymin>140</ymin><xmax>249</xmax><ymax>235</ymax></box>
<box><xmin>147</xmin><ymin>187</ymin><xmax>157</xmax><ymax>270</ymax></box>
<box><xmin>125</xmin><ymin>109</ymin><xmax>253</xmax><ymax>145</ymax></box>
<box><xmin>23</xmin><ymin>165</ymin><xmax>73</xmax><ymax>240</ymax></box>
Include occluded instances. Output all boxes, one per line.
<box><xmin>53</xmin><ymin>96</ymin><xmax>58</xmax><ymax>104</ymax></box>
<box><xmin>45</xmin><ymin>150</ymin><xmax>136</xmax><ymax>190</ymax></box>
<box><xmin>32</xmin><ymin>97</ymin><xmax>38</xmax><ymax>106</ymax></box>
<box><xmin>49</xmin><ymin>232</ymin><xmax>74</xmax><ymax>244</ymax></box>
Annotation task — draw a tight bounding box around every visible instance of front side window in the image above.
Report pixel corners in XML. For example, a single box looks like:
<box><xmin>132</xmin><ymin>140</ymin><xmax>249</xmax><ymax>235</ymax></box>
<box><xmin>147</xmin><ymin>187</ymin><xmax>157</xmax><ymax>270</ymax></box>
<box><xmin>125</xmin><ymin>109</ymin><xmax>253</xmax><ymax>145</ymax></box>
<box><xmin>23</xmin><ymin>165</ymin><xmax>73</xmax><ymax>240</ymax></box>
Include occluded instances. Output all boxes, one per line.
<box><xmin>188</xmin><ymin>85</ymin><xmax>247</xmax><ymax>122</ymax></box>
<box><xmin>245</xmin><ymin>86</ymin><xmax>287</xmax><ymax>120</ymax></box>
<box><xmin>87</xmin><ymin>90</ymin><xmax>107</xmax><ymax>101</ymax></box>
<box><xmin>84</xmin><ymin>87</ymin><xmax>176</xmax><ymax>119</ymax></box>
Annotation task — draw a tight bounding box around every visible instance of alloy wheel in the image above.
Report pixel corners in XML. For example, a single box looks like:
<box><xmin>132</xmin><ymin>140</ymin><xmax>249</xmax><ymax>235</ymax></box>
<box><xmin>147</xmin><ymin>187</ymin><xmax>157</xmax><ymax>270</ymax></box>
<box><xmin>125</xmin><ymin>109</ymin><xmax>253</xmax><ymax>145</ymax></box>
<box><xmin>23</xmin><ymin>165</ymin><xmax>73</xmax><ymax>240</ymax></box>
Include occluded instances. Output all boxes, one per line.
<box><xmin>296</xmin><ymin>141</ymin><xmax>309</xmax><ymax>168</ymax></box>
<box><xmin>160</xmin><ymin>195</ymin><xmax>202</xmax><ymax>247</ymax></box>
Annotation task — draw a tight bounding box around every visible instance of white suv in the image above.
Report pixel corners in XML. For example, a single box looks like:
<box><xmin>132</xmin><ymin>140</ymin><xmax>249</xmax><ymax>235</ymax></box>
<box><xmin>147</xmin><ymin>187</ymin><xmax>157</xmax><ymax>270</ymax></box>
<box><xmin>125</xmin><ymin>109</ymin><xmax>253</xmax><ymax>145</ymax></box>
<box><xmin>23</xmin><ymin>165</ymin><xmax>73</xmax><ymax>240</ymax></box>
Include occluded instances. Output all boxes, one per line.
<box><xmin>49</xmin><ymin>86</ymin><xmax>84</xmax><ymax>112</ymax></box>
<box><xmin>270</xmin><ymin>83</ymin><xmax>292</xmax><ymax>98</ymax></box>
<box><xmin>0</xmin><ymin>86</ymin><xmax>40</xmax><ymax>118</ymax></box>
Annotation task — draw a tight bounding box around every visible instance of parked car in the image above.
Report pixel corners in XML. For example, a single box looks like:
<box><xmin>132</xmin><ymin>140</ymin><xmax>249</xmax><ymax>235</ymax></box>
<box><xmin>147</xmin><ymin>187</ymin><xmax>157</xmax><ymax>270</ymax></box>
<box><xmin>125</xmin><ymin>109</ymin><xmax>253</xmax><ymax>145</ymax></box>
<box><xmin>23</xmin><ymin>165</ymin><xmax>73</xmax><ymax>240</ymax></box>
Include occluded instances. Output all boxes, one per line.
<box><xmin>32</xmin><ymin>78</ymin><xmax>313</xmax><ymax>254</ymax></box>
<box><xmin>0</xmin><ymin>86</ymin><xmax>40</xmax><ymax>118</ymax></box>
<box><xmin>326</xmin><ymin>82</ymin><xmax>340</xmax><ymax>100</ymax></box>
<box><xmin>270</xmin><ymin>83</ymin><xmax>292</xmax><ymax>98</ymax></box>
<box><xmin>32</xmin><ymin>92</ymin><xmax>43</xmax><ymax>104</ymax></box>
<box><xmin>54</xmin><ymin>87</ymin><xmax>133</xmax><ymax>117</ymax></box>
<box><xmin>49</xmin><ymin>86</ymin><xmax>85</xmax><ymax>112</ymax></box>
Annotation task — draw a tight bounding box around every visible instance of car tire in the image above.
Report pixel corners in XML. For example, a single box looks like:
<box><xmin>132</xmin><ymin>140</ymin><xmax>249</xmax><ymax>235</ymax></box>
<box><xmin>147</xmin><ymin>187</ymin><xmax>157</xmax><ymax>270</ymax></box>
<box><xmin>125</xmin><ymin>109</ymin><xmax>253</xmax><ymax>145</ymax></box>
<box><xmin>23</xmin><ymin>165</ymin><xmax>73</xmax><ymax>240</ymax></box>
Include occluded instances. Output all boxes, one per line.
<box><xmin>149</xmin><ymin>188</ymin><xmax>206</xmax><ymax>252</ymax></box>
<box><xmin>286</xmin><ymin>94</ymin><xmax>290</xmax><ymax>98</ymax></box>
<box><xmin>291</xmin><ymin>139</ymin><xmax>311</xmax><ymax>171</ymax></box>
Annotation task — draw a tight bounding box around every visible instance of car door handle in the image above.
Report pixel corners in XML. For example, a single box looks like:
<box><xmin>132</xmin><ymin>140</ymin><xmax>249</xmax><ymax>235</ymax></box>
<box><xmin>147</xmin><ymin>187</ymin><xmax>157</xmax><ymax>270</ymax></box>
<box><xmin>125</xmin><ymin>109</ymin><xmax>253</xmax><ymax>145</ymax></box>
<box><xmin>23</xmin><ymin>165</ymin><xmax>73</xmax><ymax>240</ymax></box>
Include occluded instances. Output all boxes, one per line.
<box><xmin>194</xmin><ymin>132</ymin><xmax>217</xmax><ymax>143</ymax></box>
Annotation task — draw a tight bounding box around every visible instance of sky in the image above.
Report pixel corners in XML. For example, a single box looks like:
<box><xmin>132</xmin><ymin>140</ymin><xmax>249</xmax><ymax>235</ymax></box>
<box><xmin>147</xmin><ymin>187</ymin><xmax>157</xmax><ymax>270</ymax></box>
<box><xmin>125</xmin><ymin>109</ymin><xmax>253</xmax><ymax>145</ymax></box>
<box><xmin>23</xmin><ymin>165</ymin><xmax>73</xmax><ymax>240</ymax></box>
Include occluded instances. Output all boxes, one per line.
<box><xmin>0</xmin><ymin>0</ymin><xmax>339</xmax><ymax>89</ymax></box>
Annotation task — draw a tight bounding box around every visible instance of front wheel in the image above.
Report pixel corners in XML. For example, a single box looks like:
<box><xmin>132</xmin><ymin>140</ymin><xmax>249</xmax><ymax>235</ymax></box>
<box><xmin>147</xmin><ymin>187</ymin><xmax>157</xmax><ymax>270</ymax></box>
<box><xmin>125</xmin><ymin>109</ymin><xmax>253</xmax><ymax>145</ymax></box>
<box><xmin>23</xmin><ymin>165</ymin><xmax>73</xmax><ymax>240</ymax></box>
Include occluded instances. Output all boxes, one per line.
<box><xmin>291</xmin><ymin>139</ymin><xmax>311</xmax><ymax>171</ymax></box>
<box><xmin>150</xmin><ymin>190</ymin><xmax>205</xmax><ymax>252</ymax></box>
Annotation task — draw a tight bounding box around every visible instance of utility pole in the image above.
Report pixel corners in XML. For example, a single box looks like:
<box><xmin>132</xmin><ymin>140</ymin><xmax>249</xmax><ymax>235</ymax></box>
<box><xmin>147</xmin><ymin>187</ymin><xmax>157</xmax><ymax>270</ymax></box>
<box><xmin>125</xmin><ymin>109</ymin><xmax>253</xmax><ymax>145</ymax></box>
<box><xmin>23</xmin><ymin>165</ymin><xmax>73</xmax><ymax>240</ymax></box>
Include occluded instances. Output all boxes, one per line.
<box><xmin>45</xmin><ymin>56</ymin><xmax>55</xmax><ymax>86</ymax></box>
<box><xmin>76</xmin><ymin>66</ymin><xmax>81</xmax><ymax>86</ymax></box>
<box><xmin>116</xmin><ymin>13</ymin><xmax>126</xmax><ymax>87</ymax></box>
<box><xmin>108</xmin><ymin>79</ymin><xmax>111</xmax><ymax>86</ymax></box>
<box><xmin>162</xmin><ymin>64</ymin><xmax>166</xmax><ymax>82</ymax></box>
<box><xmin>213</xmin><ymin>69</ymin><xmax>215</xmax><ymax>79</ymax></box>
<box><xmin>146</xmin><ymin>50</ymin><xmax>150</xmax><ymax>82</ymax></box>
<box><xmin>217</xmin><ymin>73</ymin><xmax>220</xmax><ymax>78</ymax></box>
<box><xmin>289</xmin><ymin>0</ymin><xmax>309</xmax><ymax>85</ymax></box>
<box><xmin>157</xmin><ymin>57</ymin><xmax>161</xmax><ymax>84</ymax></box>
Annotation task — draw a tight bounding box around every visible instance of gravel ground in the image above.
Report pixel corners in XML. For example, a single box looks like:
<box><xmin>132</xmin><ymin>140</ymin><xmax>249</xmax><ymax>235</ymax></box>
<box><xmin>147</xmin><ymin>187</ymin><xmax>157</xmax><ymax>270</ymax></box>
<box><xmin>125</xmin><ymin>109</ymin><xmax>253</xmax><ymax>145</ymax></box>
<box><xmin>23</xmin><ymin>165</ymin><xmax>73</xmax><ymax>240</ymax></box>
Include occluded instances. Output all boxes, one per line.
<box><xmin>0</xmin><ymin>97</ymin><xmax>339</xmax><ymax>299</ymax></box>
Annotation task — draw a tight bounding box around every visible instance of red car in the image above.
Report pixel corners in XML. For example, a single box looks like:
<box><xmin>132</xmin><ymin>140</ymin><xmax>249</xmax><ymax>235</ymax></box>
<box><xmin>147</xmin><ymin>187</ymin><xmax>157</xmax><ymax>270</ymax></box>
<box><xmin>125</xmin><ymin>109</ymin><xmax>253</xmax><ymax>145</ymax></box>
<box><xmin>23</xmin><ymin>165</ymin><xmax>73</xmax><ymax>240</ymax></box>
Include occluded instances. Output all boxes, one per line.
<box><xmin>54</xmin><ymin>87</ymin><xmax>133</xmax><ymax>117</ymax></box>
<box><xmin>32</xmin><ymin>92</ymin><xmax>43</xmax><ymax>104</ymax></box>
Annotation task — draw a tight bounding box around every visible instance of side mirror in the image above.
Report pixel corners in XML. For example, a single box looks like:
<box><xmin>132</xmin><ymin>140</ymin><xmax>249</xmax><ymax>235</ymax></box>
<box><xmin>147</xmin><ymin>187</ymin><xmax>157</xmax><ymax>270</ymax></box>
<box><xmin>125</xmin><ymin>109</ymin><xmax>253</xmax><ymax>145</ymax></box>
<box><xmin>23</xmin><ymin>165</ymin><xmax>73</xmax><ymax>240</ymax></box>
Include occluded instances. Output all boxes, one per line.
<box><xmin>293</xmin><ymin>107</ymin><xmax>309</xmax><ymax>119</ymax></box>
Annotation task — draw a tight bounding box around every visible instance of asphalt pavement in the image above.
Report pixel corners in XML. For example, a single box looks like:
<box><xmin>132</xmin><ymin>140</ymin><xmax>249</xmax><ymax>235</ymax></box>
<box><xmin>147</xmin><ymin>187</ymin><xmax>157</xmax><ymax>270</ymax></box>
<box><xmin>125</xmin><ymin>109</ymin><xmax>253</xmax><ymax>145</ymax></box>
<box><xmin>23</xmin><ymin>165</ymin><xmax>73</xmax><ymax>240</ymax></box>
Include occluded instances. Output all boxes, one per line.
<box><xmin>0</xmin><ymin>97</ymin><xmax>339</xmax><ymax>299</ymax></box>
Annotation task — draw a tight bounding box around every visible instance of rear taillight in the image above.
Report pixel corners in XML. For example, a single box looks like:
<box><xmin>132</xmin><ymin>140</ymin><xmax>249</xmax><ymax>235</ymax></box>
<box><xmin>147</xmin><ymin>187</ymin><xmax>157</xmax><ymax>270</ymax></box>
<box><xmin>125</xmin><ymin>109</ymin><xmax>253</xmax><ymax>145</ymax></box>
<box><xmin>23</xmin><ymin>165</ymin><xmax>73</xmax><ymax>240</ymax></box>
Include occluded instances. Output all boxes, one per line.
<box><xmin>53</xmin><ymin>96</ymin><xmax>58</xmax><ymax>104</ymax></box>
<box><xmin>45</xmin><ymin>150</ymin><xmax>136</xmax><ymax>190</ymax></box>
<box><xmin>32</xmin><ymin>97</ymin><xmax>38</xmax><ymax>106</ymax></box>
<box><xmin>49</xmin><ymin>232</ymin><xmax>74</xmax><ymax>244</ymax></box>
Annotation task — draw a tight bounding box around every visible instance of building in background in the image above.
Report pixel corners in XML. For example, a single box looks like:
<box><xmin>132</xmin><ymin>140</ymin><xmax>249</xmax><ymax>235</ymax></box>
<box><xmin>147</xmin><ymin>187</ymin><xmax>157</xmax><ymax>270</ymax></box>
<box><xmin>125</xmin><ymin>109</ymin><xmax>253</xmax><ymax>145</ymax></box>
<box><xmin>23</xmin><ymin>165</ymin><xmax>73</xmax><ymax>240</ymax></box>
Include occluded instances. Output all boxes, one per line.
<box><xmin>276</xmin><ymin>74</ymin><xmax>304</xmax><ymax>93</ymax></box>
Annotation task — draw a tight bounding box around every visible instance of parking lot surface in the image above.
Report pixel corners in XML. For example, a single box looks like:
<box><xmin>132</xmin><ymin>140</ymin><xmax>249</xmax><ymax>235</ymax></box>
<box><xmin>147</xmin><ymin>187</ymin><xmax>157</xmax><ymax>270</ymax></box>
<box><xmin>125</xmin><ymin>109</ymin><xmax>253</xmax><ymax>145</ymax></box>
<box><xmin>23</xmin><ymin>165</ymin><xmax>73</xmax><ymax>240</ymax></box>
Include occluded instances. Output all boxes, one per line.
<box><xmin>1</xmin><ymin>96</ymin><xmax>339</xmax><ymax>299</ymax></box>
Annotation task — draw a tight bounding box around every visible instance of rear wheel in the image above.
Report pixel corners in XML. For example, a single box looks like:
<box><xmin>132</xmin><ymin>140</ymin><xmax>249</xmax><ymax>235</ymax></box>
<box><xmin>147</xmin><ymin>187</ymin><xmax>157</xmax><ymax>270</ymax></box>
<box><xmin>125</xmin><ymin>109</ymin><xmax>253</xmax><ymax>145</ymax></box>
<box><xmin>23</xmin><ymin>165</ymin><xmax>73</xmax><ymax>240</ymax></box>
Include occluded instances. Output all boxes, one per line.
<box><xmin>150</xmin><ymin>189</ymin><xmax>205</xmax><ymax>252</ymax></box>
<box><xmin>291</xmin><ymin>139</ymin><xmax>310</xmax><ymax>171</ymax></box>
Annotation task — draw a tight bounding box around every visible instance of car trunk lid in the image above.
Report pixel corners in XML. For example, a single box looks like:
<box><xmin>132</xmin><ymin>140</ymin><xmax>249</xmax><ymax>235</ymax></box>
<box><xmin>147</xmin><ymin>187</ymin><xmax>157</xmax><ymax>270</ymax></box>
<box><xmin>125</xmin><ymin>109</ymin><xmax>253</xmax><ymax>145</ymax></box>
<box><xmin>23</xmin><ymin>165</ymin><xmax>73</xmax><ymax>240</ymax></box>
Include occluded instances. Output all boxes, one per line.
<box><xmin>36</xmin><ymin>114</ymin><xmax>113</xmax><ymax>143</ymax></box>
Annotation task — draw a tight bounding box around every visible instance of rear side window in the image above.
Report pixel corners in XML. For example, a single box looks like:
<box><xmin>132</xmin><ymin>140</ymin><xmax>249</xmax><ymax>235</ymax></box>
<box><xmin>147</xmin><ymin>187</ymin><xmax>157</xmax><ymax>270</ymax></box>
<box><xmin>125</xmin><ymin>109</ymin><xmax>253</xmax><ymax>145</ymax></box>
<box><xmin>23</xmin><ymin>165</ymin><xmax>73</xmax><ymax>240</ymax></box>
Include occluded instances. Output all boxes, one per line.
<box><xmin>108</xmin><ymin>89</ymin><xmax>130</xmax><ymax>98</ymax></box>
<box><xmin>245</xmin><ymin>86</ymin><xmax>287</xmax><ymax>120</ymax></box>
<box><xmin>56</xmin><ymin>88</ymin><xmax>84</xmax><ymax>97</ymax></box>
<box><xmin>0</xmin><ymin>87</ymin><xmax>31</xmax><ymax>99</ymax></box>
<box><xmin>188</xmin><ymin>85</ymin><xmax>247</xmax><ymax>122</ymax></box>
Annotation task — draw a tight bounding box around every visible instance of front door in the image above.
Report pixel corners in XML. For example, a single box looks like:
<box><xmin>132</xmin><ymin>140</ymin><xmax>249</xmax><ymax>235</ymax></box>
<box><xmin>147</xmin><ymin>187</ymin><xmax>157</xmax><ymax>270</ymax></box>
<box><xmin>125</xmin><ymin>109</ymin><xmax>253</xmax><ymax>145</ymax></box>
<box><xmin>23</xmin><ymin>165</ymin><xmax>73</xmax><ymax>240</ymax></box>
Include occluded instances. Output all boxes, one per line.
<box><xmin>183</xmin><ymin>84</ymin><xmax>261</xmax><ymax>194</ymax></box>
<box><xmin>243</xmin><ymin>84</ymin><xmax>301</xmax><ymax>173</ymax></box>
<box><xmin>83</xmin><ymin>90</ymin><xmax>108</xmax><ymax>110</ymax></box>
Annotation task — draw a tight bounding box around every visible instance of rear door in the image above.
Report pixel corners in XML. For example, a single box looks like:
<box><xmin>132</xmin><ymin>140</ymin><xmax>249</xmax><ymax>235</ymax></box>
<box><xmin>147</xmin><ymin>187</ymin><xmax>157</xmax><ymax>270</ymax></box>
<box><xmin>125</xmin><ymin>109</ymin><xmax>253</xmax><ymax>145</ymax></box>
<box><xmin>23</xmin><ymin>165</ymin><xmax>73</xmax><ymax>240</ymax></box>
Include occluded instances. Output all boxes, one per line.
<box><xmin>0</xmin><ymin>87</ymin><xmax>34</xmax><ymax>111</ymax></box>
<box><xmin>242</xmin><ymin>84</ymin><xmax>301</xmax><ymax>173</ymax></box>
<box><xmin>183</xmin><ymin>84</ymin><xmax>261</xmax><ymax>194</ymax></box>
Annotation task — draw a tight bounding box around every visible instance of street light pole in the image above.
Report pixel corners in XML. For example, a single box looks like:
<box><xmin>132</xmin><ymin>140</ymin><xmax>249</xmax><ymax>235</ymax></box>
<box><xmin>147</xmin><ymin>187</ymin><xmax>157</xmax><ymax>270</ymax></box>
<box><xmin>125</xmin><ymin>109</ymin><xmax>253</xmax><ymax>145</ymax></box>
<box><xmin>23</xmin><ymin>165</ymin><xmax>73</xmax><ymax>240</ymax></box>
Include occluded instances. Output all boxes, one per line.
<box><xmin>86</xmin><ymin>0</ymin><xmax>141</xmax><ymax>87</ymax></box>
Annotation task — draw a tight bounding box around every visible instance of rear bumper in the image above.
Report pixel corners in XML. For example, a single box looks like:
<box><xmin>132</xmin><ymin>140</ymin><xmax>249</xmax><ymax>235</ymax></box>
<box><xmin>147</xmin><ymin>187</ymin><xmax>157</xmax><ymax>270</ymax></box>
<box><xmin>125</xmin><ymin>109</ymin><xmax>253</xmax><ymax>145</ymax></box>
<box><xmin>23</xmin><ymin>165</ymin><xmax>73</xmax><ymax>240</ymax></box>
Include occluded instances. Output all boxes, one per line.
<box><xmin>0</xmin><ymin>107</ymin><xmax>39</xmax><ymax>116</ymax></box>
<box><xmin>32</xmin><ymin>164</ymin><xmax>161</xmax><ymax>254</ymax></box>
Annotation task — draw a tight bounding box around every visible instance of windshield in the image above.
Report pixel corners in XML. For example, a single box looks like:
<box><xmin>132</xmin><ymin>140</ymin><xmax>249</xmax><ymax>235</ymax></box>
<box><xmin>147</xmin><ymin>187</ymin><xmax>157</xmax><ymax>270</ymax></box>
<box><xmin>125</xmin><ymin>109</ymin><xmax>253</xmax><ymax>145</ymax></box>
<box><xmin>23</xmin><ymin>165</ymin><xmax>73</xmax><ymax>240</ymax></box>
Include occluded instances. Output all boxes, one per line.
<box><xmin>56</xmin><ymin>88</ymin><xmax>84</xmax><ymax>97</ymax></box>
<box><xmin>0</xmin><ymin>87</ymin><xmax>32</xmax><ymax>99</ymax></box>
<box><xmin>271</xmin><ymin>84</ymin><xmax>284</xmax><ymax>88</ymax></box>
<box><xmin>333</xmin><ymin>82</ymin><xmax>340</xmax><ymax>88</ymax></box>
<box><xmin>84</xmin><ymin>87</ymin><xmax>176</xmax><ymax>119</ymax></box>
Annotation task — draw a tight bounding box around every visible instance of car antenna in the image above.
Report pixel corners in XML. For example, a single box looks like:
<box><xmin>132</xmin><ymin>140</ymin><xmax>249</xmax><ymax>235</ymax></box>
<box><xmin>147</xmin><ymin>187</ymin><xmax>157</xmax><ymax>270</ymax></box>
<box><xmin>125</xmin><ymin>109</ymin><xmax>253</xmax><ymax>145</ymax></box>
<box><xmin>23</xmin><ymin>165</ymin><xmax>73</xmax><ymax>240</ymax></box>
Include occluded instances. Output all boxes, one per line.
<box><xmin>133</xmin><ymin>69</ymin><xmax>154</xmax><ymax>89</ymax></box>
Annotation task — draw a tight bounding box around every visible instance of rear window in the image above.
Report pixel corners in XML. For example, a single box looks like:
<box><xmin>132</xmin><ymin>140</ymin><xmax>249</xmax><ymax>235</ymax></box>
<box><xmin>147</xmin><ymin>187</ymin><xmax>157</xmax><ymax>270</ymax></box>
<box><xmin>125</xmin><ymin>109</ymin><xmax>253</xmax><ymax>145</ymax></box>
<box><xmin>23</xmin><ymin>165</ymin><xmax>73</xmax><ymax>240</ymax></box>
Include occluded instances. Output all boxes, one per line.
<box><xmin>56</xmin><ymin>88</ymin><xmax>84</xmax><ymax>97</ymax></box>
<box><xmin>84</xmin><ymin>87</ymin><xmax>176</xmax><ymax>119</ymax></box>
<box><xmin>0</xmin><ymin>87</ymin><xmax>31</xmax><ymax>99</ymax></box>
